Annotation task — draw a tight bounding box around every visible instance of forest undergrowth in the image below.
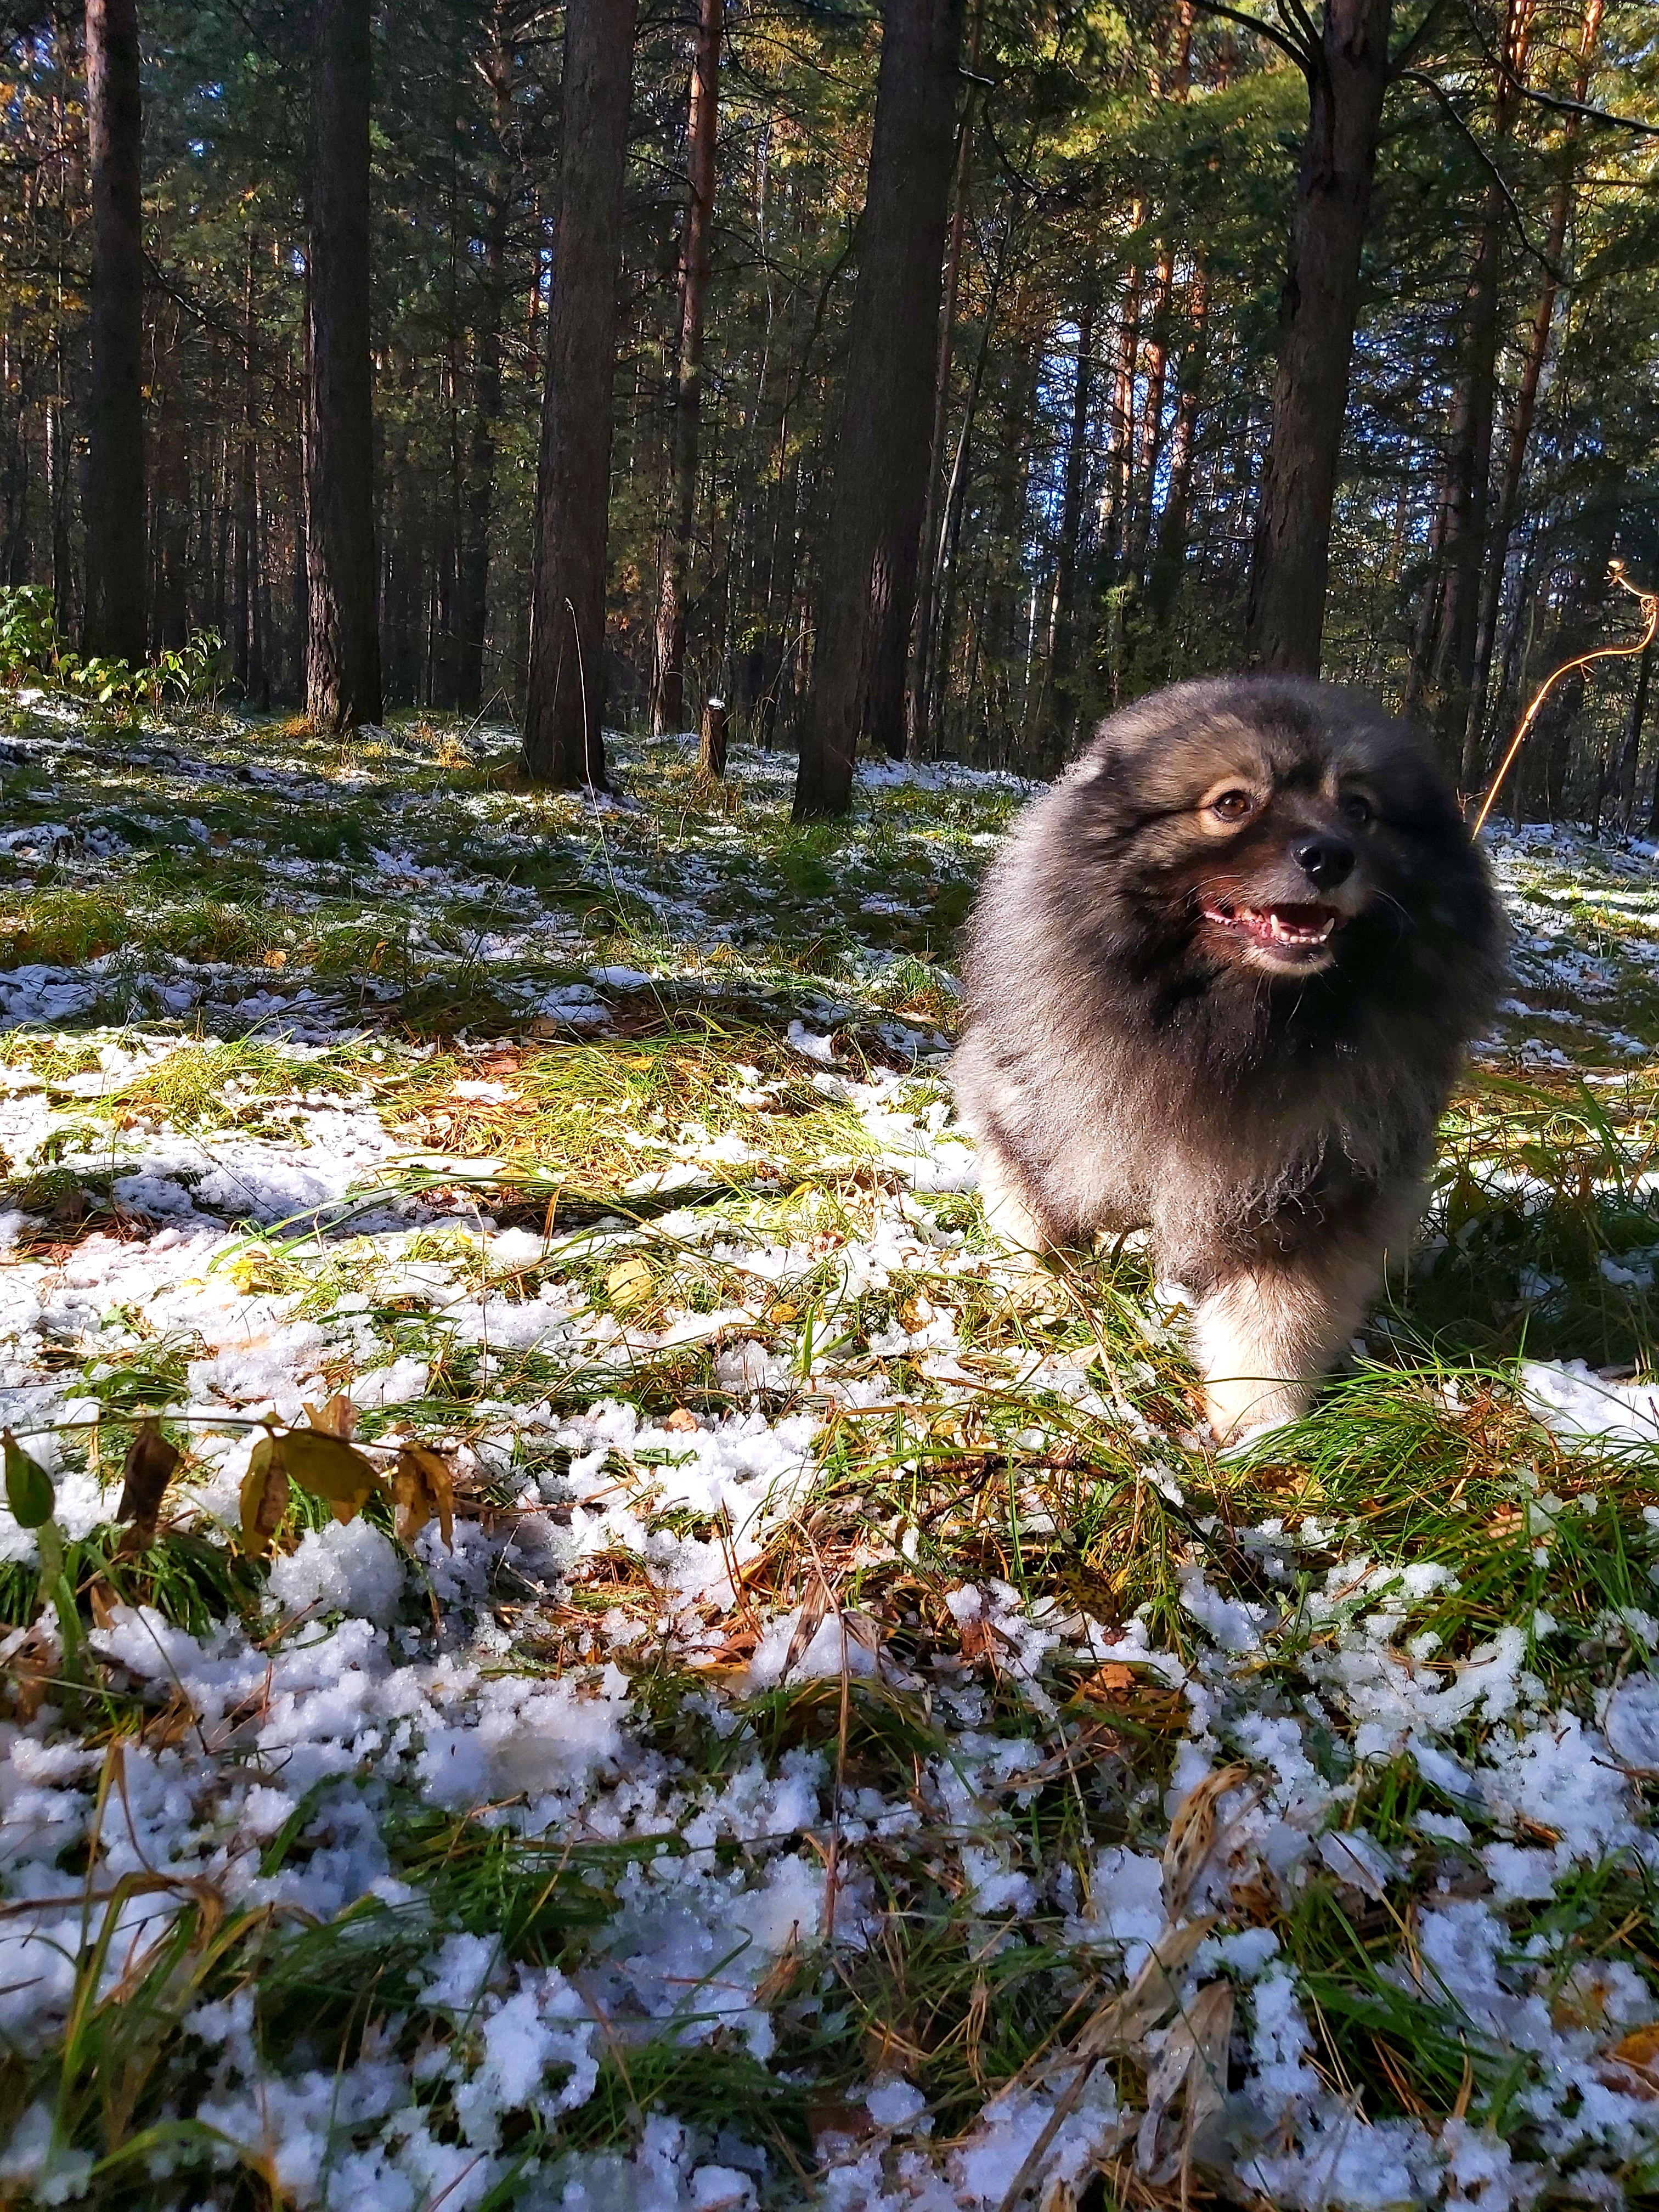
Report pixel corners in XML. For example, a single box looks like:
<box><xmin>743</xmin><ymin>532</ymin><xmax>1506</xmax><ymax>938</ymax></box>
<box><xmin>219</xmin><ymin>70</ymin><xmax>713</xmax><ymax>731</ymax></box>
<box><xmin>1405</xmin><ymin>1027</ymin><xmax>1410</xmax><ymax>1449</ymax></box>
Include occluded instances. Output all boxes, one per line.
<box><xmin>5</xmin><ymin>691</ymin><xmax>1659</xmax><ymax>2209</ymax></box>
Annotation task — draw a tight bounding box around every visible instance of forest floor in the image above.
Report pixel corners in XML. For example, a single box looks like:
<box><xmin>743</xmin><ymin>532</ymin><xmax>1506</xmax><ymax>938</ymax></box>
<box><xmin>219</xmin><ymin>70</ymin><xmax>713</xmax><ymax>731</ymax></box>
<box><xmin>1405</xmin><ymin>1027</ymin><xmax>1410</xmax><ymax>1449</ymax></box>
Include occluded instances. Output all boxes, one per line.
<box><xmin>4</xmin><ymin>697</ymin><xmax>1659</xmax><ymax>2211</ymax></box>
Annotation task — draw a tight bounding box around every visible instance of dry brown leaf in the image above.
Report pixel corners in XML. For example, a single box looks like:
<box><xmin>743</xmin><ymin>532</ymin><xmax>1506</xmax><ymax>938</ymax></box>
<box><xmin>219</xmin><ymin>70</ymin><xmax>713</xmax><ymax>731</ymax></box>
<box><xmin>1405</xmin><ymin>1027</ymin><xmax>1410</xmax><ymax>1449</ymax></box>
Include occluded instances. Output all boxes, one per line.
<box><xmin>2</xmin><ymin>1621</ymin><xmax>58</xmax><ymax>1722</ymax></box>
<box><xmin>1135</xmin><ymin>1977</ymin><xmax>1235</xmax><ymax>2181</ymax></box>
<box><xmin>115</xmin><ymin>1418</ymin><xmax>180</xmax><ymax>1547</ymax></box>
<box><xmin>781</xmin><ymin>1578</ymin><xmax>833</xmax><ymax>1681</ymax></box>
<box><xmin>393</xmin><ymin>1442</ymin><xmax>455</xmax><ymax>1549</ymax></box>
<box><xmin>992</xmin><ymin>1922</ymin><xmax>1215</xmax><ymax>2212</ymax></box>
<box><xmin>240</xmin><ymin>1434</ymin><xmax>291</xmax><ymax>1558</ymax></box>
<box><xmin>303</xmin><ymin>1392</ymin><xmax>360</xmax><ymax>1440</ymax></box>
<box><xmin>1162</xmin><ymin>1762</ymin><xmax>1252</xmax><ymax>1919</ymax></box>
<box><xmin>958</xmin><ymin>1610</ymin><xmax>996</xmax><ymax>1664</ymax></box>
<box><xmin>263</xmin><ymin>947</ymin><xmax>287</xmax><ymax>969</ymax></box>
<box><xmin>1612</xmin><ymin>2025</ymin><xmax>1659</xmax><ymax>2083</ymax></box>
<box><xmin>1076</xmin><ymin>1914</ymin><xmax>1218</xmax><ymax>2058</ymax></box>
<box><xmin>1080</xmin><ymin>1662</ymin><xmax>1137</xmax><ymax>1697</ymax></box>
<box><xmin>663</xmin><ymin>1407</ymin><xmax>699</xmax><ymax>1434</ymax></box>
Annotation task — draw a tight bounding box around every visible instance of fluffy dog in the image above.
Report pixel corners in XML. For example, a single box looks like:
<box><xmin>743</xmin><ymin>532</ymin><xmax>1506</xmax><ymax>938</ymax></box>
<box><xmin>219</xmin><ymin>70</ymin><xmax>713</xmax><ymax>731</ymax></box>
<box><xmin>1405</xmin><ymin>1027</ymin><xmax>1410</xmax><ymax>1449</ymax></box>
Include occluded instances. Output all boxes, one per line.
<box><xmin>952</xmin><ymin>676</ymin><xmax>1504</xmax><ymax>1438</ymax></box>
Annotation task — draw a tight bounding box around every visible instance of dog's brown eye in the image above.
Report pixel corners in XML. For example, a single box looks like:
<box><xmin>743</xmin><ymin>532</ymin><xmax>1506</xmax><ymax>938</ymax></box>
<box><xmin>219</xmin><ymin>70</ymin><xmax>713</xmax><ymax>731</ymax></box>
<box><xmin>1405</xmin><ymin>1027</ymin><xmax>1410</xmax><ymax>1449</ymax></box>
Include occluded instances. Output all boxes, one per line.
<box><xmin>1209</xmin><ymin>789</ymin><xmax>1254</xmax><ymax>823</ymax></box>
<box><xmin>1342</xmin><ymin>793</ymin><xmax>1373</xmax><ymax>826</ymax></box>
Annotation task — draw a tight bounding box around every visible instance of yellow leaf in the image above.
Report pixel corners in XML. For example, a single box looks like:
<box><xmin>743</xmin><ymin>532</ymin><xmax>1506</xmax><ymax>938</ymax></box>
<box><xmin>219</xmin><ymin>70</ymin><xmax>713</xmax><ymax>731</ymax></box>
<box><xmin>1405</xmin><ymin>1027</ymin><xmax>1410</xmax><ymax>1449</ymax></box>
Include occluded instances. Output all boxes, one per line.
<box><xmin>280</xmin><ymin>1427</ymin><xmax>382</xmax><ymax>1518</ymax></box>
<box><xmin>240</xmin><ymin>1434</ymin><xmax>291</xmax><ymax>1556</ymax></box>
<box><xmin>392</xmin><ymin>1442</ymin><xmax>454</xmax><ymax>1549</ymax></box>
<box><xmin>263</xmin><ymin>947</ymin><xmax>288</xmax><ymax>969</ymax></box>
<box><xmin>606</xmin><ymin>1257</ymin><xmax>653</xmax><ymax>1311</ymax></box>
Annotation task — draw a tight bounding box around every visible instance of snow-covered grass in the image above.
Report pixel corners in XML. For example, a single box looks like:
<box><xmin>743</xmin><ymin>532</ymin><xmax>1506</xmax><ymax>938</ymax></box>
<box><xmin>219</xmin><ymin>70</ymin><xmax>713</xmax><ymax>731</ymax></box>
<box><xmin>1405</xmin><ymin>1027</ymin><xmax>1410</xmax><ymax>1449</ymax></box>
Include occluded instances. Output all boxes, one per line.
<box><xmin>4</xmin><ymin>697</ymin><xmax>1659</xmax><ymax>2209</ymax></box>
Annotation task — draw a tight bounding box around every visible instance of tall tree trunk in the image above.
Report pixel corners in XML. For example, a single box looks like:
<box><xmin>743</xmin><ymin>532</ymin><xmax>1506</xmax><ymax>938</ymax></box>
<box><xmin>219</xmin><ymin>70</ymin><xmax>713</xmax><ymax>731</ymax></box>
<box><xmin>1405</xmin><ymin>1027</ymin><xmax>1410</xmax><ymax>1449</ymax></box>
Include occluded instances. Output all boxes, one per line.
<box><xmin>652</xmin><ymin>0</ymin><xmax>722</xmax><ymax>735</ymax></box>
<box><xmin>304</xmin><ymin>0</ymin><xmax>382</xmax><ymax>731</ymax></box>
<box><xmin>792</xmin><ymin>0</ymin><xmax>966</xmax><ymax>817</ymax></box>
<box><xmin>930</xmin><ymin>226</ymin><xmax>1006</xmax><ymax>748</ymax></box>
<box><xmin>1536</xmin><ymin>489</ymin><xmax>1621</xmax><ymax>820</ymax></box>
<box><xmin>522</xmin><ymin>0</ymin><xmax>636</xmax><ymax>786</ymax></box>
<box><xmin>1612</xmin><ymin>633</ymin><xmax>1650</xmax><ymax>832</ymax></box>
<box><xmin>1127</xmin><ymin>242</ymin><xmax>1174</xmax><ymax>583</ymax></box>
<box><xmin>455</xmin><ymin>25</ymin><xmax>512</xmax><ymax>715</ymax></box>
<box><xmin>1429</xmin><ymin>0</ymin><xmax>1533</xmax><ymax>777</ymax></box>
<box><xmin>234</xmin><ymin>230</ymin><xmax>256</xmax><ymax>692</ymax></box>
<box><xmin>1243</xmin><ymin>0</ymin><xmax>1391</xmax><ymax>675</ymax></box>
<box><xmin>83</xmin><ymin>0</ymin><xmax>145</xmax><ymax>663</ymax></box>
<box><xmin>1035</xmin><ymin>300</ymin><xmax>1094</xmax><ymax>767</ymax></box>
<box><xmin>1102</xmin><ymin>219</ymin><xmax>1143</xmax><ymax>582</ymax></box>
<box><xmin>1466</xmin><ymin>0</ymin><xmax>1602</xmax><ymax>770</ymax></box>
<box><xmin>47</xmin><ymin>386</ymin><xmax>72</xmax><ymax>630</ymax></box>
<box><xmin>1143</xmin><ymin>258</ymin><xmax>1210</xmax><ymax>659</ymax></box>
<box><xmin>903</xmin><ymin>0</ymin><xmax>981</xmax><ymax>761</ymax></box>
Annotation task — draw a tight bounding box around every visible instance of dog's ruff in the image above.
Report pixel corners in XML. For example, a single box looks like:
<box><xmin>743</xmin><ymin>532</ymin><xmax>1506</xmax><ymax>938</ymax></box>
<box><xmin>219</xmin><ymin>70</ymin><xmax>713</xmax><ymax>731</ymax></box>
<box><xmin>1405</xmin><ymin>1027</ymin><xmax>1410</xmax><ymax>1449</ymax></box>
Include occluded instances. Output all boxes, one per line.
<box><xmin>954</xmin><ymin>676</ymin><xmax>1504</xmax><ymax>1440</ymax></box>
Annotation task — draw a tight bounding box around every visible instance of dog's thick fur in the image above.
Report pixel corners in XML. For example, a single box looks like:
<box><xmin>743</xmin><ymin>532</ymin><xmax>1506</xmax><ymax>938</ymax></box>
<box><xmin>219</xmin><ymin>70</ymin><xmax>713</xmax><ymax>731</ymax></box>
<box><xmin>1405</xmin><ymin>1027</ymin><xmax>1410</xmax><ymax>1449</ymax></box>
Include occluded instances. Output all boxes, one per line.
<box><xmin>953</xmin><ymin>676</ymin><xmax>1505</xmax><ymax>1438</ymax></box>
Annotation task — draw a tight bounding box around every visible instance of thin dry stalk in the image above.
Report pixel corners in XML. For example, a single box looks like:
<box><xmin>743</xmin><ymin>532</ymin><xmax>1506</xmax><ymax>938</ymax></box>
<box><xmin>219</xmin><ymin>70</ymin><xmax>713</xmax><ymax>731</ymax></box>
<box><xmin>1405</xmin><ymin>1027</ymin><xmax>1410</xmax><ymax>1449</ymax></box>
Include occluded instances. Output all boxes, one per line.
<box><xmin>1472</xmin><ymin>565</ymin><xmax>1658</xmax><ymax>836</ymax></box>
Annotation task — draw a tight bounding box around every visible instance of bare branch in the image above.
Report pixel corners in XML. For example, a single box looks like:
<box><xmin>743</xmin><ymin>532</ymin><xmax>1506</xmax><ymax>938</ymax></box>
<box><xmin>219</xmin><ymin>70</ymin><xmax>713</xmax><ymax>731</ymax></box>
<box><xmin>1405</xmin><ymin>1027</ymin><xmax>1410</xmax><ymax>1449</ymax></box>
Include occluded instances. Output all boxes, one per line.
<box><xmin>1397</xmin><ymin>69</ymin><xmax>1562</xmax><ymax>278</ymax></box>
<box><xmin>1188</xmin><ymin>0</ymin><xmax>1316</xmax><ymax>74</ymax></box>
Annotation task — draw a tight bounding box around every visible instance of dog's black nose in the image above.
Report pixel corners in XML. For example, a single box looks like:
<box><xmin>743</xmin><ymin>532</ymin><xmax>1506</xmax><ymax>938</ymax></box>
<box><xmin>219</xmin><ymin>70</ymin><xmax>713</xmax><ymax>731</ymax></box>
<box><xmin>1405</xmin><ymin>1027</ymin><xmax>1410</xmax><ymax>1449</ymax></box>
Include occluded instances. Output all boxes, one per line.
<box><xmin>1293</xmin><ymin>835</ymin><xmax>1355</xmax><ymax>889</ymax></box>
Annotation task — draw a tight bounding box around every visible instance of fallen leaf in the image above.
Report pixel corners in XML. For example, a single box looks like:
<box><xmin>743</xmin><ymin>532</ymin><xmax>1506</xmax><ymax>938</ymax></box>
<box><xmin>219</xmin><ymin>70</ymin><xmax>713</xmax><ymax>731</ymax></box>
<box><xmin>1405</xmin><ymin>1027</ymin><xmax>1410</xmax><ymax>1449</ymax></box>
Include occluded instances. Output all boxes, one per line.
<box><xmin>663</xmin><ymin>1407</ymin><xmax>699</xmax><ymax>1433</ymax></box>
<box><xmin>240</xmin><ymin>1434</ymin><xmax>291</xmax><ymax>1556</ymax></box>
<box><xmin>263</xmin><ymin>947</ymin><xmax>288</xmax><ymax>969</ymax></box>
<box><xmin>1613</xmin><ymin>2025</ymin><xmax>1659</xmax><ymax>2075</ymax></box>
<box><xmin>781</xmin><ymin>1578</ymin><xmax>833</xmax><ymax>1680</ymax></box>
<box><xmin>4</xmin><ymin>1432</ymin><xmax>54</xmax><ymax>1530</ymax></box>
<box><xmin>1135</xmin><ymin>1977</ymin><xmax>1235</xmax><ymax>2182</ymax></box>
<box><xmin>1079</xmin><ymin>1662</ymin><xmax>1136</xmax><ymax>1697</ymax></box>
<box><xmin>115</xmin><ymin>1419</ymin><xmax>181</xmax><ymax>1547</ymax></box>
<box><xmin>303</xmin><ymin>1393</ymin><xmax>360</xmax><ymax>1440</ymax></box>
<box><xmin>606</xmin><ymin>1256</ymin><xmax>653</xmax><ymax>1311</ymax></box>
<box><xmin>1163</xmin><ymin>1763</ymin><xmax>1252</xmax><ymax>1918</ymax></box>
<box><xmin>393</xmin><ymin>1442</ymin><xmax>454</xmax><ymax>1548</ymax></box>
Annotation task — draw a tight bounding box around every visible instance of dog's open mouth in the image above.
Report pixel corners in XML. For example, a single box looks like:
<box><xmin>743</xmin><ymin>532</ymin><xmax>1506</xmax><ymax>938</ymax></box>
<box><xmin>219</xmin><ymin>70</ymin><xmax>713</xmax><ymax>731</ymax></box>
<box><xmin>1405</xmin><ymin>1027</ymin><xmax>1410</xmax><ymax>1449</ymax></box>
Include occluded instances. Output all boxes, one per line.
<box><xmin>1200</xmin><ymin>898</ymin><xmax>1341</xmax><ymax>953</ymax></box>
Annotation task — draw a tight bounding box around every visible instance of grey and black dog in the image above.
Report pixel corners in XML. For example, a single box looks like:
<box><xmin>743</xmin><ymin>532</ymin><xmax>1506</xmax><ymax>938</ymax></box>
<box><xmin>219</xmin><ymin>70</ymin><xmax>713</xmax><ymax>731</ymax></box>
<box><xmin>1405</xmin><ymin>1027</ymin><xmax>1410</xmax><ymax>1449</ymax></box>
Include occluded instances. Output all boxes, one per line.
<box><xmin>953</xmin><ymin>676</ymin><xmax>1505</xmax><ymax>1438</ymax></box>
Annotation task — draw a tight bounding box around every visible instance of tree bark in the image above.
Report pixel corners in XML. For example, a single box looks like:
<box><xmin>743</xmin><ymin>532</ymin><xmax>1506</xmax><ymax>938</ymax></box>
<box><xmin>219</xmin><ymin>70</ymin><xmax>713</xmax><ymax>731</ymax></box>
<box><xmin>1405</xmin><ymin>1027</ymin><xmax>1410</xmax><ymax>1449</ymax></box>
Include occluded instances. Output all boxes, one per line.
<box><xmin>1243</xmin><ymin>0</ymin><xmax>1391</xmax><ymax>675</ymax></box>
<box><xmin>1428</xmin><ymin>0</ymin><xmax>1533</xmax><ymax>778</ymax></box>
<box><xmin>234</xmin><ymin>229</ymin><xmax>256</xmax><ymax>693</ymax></box>
<box><xmin>792</xmin><ymin>0</ymin><xmax>966</xmax><ymax>818</ymax></box>
<box><xmin>1611</xmin><ymin>633</ymin><xmax>1649</xmax><ymax>832</ymax></box>
<box><xmin>929</xmin><ymin>223</ymin><xmax>1006</xmax><ymax>748</ymax></box>
<box><xmin>304</xmin><ymin>0</ymin><xmax>382</xmax><ymax>731</ymax></box>
<box><xmin>83</xmin><ymin>0</ymin><xmax>145</xmax><ymax>663</ymax></box>
<box><xmin>1102</xmin><ymin>221</ymin><xmax>1142</xmax><ymax>583</ymax></box>
<box><xmin>1466</xmin><ymin>0</ymin><xmax>1602</xmax><ymax>772</ymax></box>
<box><xmin>1143</xmin><ymin>257</ymin><xmax>1210</xmax><ymax>658</ymax></box>
<box><xmin>522</xmin><ymin>0</ymin><xmax>636</xmax><ymax>786</ymax></box>
<box><xmin>455</xmin><ymin>20</ymin><xmax>513</xmax><ymax>714</ymax></box>
<box><xmin>652</xmin><ymin>0</ymin><xmax>722</xmax><ymax>735</ymax></box>
<box><xmin>1035</xmin><ymin>300</ymin><xmax>1094</xmax><ymax>767</ymax></box>
<box><xmin>903</xmin><ymin>0</ymin><xmax>981</xmax><ymax>761</ymax></box>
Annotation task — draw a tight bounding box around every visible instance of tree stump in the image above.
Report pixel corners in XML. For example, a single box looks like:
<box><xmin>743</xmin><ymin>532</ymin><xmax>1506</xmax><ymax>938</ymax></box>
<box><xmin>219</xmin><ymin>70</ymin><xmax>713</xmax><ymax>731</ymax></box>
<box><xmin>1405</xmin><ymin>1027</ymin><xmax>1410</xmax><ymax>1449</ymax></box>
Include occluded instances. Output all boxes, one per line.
<box><xmin>699</xmin><ymin>695</ymin><xmax>728</xmax><ymax>780</ymax></box>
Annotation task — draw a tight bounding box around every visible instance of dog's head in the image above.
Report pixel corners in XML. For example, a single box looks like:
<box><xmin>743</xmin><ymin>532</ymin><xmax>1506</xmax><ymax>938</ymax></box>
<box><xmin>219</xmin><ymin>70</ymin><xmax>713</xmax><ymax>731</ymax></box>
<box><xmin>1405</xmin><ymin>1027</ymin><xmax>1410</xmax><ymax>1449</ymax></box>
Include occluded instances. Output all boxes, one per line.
<box><xmin>1075</xmin><ymin>677</ymin><xmax>1486</xmax><ymax>983</ymax></box>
